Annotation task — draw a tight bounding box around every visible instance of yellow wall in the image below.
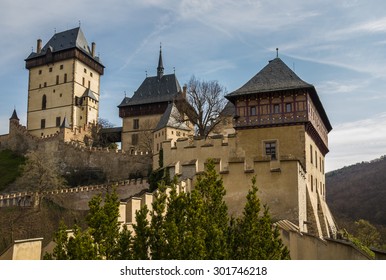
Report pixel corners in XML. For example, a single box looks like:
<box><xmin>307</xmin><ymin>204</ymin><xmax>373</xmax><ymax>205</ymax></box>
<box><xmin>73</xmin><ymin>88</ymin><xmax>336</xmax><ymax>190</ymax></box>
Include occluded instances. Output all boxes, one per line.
<box><xmin>27</xmin><ymin>58</ymin><xmax>101</xmax><ymax>138</ymax></box>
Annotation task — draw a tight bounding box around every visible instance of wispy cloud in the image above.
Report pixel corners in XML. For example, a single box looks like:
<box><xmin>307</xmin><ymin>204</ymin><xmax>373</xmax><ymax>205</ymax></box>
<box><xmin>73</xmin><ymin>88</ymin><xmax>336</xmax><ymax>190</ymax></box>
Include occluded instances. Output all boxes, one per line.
<box><xmin>326</xmin><ymin>112</ymin><xmax>386</xmax><ymax>171</ymax></box>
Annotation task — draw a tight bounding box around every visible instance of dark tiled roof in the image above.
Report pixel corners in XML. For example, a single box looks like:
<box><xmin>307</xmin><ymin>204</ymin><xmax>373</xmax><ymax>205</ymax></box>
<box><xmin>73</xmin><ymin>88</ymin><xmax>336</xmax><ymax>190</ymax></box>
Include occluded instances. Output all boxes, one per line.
<box><xmin>226</xmin><ymin>57</ymin><xmax>332</xmax><ymax>132</ymax></box>
<box><xmin>26</xmin><ymin>27</ymin><xmax>102</xmax><ymax>64</ymax></box>
<box><xmin>154</xmin><ymin>102</ymin><xmax>191</xmax><ymax>131</ymax></box>
<box><xmin>82</xmin><ymin>88</ymin><xmax>98</xmax><ymax>101</ymax></box>
<box><xmin>10</xmin><ymin>109</ymin><xmax>19</xmax><ymax>121</ymax></box>
<box><xmin>221</xmin><ymin>101</ymin><xmax>235</xmax><ymax>117</ymax></box>
<box><xmin>60</xmin><ymin>116</ymin><xmax>70</xmax><ymax>128</ymax></box>
<box><xmin>226</xmin><ymin>58</ymin><xmax>313</xmax><ymax>98</ymax></box>
<box><xmin>118</xmin><ymin>74</ymin><xmax>182</xmax><ymax>107</ymax></box>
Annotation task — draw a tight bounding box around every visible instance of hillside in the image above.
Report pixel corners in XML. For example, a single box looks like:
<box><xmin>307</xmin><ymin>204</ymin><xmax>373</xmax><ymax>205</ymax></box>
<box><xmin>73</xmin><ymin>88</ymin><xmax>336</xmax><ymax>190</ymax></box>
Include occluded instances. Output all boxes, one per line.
<box><xmin>326</xmin><ymin>155</ymin><xmax>386</xmax><ymax>227</ymax></box>
<box><xmin>0</xmin><ymin>198</ymin><xmax>88</xmax><ymax>255</ymax></box>
<box><xmin>0</xmin><ymin>150</ymin><xmax>25</xmax><ymax>192</ymax></box>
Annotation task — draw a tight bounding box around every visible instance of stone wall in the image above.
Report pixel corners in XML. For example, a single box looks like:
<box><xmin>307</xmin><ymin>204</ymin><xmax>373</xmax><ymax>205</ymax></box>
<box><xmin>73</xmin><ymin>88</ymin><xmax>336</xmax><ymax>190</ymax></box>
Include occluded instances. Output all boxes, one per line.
<box><xmin>0</xmin><ymin>120</ymin><xmax>152</xmax><ymax>181</ymax></box>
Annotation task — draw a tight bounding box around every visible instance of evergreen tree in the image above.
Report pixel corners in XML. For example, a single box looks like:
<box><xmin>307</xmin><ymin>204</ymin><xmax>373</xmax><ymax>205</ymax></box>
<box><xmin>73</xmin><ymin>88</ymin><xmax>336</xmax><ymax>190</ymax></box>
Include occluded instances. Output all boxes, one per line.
<box><xmin>233</xmin><ymin>176</ymin><xmax>290</xmax><ymax>259</ymax></box>
<box><xmin>86</xmin><ymin>189</ymin><xmax>120</xmax><ymax>259</ymax></box>
<box><xmin>132</xmin><ymin>205</ymin><xmax>150</xmax><ymax>260</ymax></box>
<box><xmin>148</xmin><ymin>182</ymin><xmax>168</xmax><ymax>259</ymax></box>
<box><xmin>194</xmin><ymin>159</ymin><xmax>229</xmax><ymax>259</ymax></box>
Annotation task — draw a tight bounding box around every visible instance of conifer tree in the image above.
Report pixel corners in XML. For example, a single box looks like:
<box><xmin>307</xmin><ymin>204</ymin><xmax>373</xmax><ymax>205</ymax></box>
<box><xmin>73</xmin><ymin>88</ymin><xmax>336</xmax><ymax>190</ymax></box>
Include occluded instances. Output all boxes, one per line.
<box><xmin>132</xmin><ymin>205</ymin><xmax>150</xmax><ymax>260</ymax></box>
<box><xmin>86</xmin><ymin>189</ymin><xmax>120</xmax><ymax>259</ymax></box>
<box><xmin>194</xmin><ymin>159</ymin><xmax>229</xmax><ymax>259</ymax></box>
<box><xmin>233</xmin><ymin>176</ymin><xmax>290</xmax><ymax>259</ymax></box>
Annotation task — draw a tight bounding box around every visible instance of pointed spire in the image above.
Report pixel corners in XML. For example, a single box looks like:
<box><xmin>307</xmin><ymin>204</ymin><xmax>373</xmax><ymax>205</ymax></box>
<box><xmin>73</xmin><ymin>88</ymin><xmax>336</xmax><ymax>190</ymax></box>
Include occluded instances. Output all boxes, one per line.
<box><xmin>60</xmin><ymin>116</ymin><xmax>70</xmax><ymax>129</ymax></box>
<box><xmin>10</xmin><ymin>109</ymin><xmax>19</xmax><ymax>121</ymax></box>
<box><xmin>157</xmin><ymin>43</ymin><xmax>164</xmax><ymax>80</ymax></box>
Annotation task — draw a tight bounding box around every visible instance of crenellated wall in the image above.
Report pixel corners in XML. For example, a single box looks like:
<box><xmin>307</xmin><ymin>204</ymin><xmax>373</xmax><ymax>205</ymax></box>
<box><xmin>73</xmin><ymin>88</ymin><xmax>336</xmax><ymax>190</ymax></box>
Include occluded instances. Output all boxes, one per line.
<box><xmin>0</xmin><ymin>120</ymin><xmax>152</xmax><ymax>181</ymax></box>
<box><xmin>158</xmin><ymin>132</ymin><xmax>337</xmax><ymax>239</ymax></box>
<box><xmin>0</xmin><ymin>178</ymin><xmax>149</xmax><ymax>210</ymax></box>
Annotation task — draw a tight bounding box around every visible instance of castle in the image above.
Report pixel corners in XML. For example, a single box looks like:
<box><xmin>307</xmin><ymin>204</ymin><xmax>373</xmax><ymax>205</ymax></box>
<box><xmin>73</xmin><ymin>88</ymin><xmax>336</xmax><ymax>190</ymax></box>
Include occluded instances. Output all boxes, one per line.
<box><xmin>0</xmin><ymin>27</ymin><xmax>363</xmax><ymax>259</ymax></box>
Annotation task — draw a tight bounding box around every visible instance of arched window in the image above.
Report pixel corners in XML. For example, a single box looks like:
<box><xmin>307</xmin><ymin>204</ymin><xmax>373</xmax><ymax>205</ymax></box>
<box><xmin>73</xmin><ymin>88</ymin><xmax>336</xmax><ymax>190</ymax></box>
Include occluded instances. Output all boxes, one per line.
<box><xmin>42</xmin><ymin>95</ymin><xmax>47</xmax><ymax>110</ymax></box>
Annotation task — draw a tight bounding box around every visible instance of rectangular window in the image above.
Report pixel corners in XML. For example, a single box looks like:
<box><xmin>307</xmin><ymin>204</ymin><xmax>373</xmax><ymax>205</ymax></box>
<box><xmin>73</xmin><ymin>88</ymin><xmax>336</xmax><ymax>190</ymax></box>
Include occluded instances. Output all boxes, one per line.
<box><xmin>273</xmin><ymin>104</ymin><xmax>280</xmax><ymax>114</ymax></box>
<box><xmin>39</xmin><ymin>70</ymin><xmax>42</xmax><ymax>75</ymax></box>
<box><xmin>56</xmin><ymin>117</ymin><xmax>61</xmax><ymax>127</ymax></box>
<box><xmin>265</xmin><ymin>141</ymin><xmax>277</xmax><ymax>160</ymax></box>
<box><xmin>49</xmin><ymin>67</ymin><xmax>52</xmax><ymax>72</ymax></box>
<box><xmin>315</xmin><ymin>151</ymin><xmax>318</xmax><ymax>168</ymax></box>
<box><xmin>88</xmin><ymin>80</ymin><xmax>91</xmax><ymax>88</ymax></box>
<box><xmin>250</xmin><ymin>106</ymin><xmax>257</xmax><ymax>116</ymax></box>
<box><xmin>311</xmin><ymin>175</ymin><xmax>313</xmax><ymax>191</ymax></box>
<box><xmin>41</xmin><ymin>119</ymin><xmax>46</xmax><ymax>129</ymax></box>
<box><xmin>60</xmin><ymin>65</ymin><xmax>64</xmax><ymax>70</ymax></box>
<box><xmin>84</xmin><ymin>68</ymin><xmax>87</xmax><ymax>73</ymax></box>
<box><xmin>64</xmin><ymin>73</ymin><xmax>67</xmax><ymax>83</ymax></box>
<box><xmin>310</xmin><ymin>145</ymin><xmax>313</xmax><ymax>164</ymax></box>
<box><xmin>132</xmin><ymin>134</ymin><xmax>138</xmax><ymax>145</ymax></box>
<box><xmin>82</xmin><ymin>77</ymin><xmax>85</xmax><ymax>86</ymax></box>
<box><xmin>56</xmin><ymin>75</ymin><xmax>59</xmax><ymax>85</ymax></box>
<box><xmin>286</xmin><ymin>103</ymin><xmax>292</xmax><ymax>112</ymax></box>
<box><xmin>133</xmin><ymin>119</ymin><xmax>139</xmax><ymax>129</ymax></box>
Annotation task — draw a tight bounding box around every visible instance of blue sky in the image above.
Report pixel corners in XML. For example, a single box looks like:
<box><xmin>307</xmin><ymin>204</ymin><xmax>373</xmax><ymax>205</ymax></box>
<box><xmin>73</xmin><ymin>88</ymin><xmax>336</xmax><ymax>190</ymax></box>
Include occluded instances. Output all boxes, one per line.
<box><xmin>1</xmin><ymin>0</ymin><xmax>386</xmax><ymax>172</ymax></box>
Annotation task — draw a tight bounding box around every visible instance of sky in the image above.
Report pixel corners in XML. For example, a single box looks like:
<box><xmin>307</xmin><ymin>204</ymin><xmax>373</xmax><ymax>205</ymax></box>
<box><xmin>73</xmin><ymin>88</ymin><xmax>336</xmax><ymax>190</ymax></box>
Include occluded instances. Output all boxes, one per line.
<box><xmin>1</xmin><ymin>0</ymin><xmax>386</xmax><ymax>172</ymax></box>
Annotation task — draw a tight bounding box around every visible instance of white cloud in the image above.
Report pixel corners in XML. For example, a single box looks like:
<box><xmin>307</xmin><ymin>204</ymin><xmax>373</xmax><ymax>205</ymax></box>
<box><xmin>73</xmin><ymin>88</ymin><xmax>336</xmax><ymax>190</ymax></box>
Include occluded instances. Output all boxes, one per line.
<box><xmin>326</xmin><ymin>112</ymin><xmax>386</xmax><ymax>171</ymax></box>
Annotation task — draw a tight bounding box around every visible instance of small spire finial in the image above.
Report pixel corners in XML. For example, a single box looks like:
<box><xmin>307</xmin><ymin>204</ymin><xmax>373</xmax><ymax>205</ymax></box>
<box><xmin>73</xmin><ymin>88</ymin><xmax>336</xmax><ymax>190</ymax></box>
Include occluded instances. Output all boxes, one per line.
<box><xmin>145</xmin><ymin>70</ymin><xmax>148</xmax><ymax>77</ymax></box>
<box><xmin>276</xmin><ymin>48</ymin><xmax>279</xmax><ymax>58</ymax></box>
<box><xmin>124</xmin><ymin>91</ymin><xmax>127</xmax><ymax>98</ymax></box>
<box><xmin>173</xmin><ymin>67</ymin><xmax>175</xmax><ymax>74</ymax></box>
<box><xmin>79</xmin><ymin>20</ymin><xmax>81</xmax><ymax>27</ymax></box>
<box><xmin>157</xmin><ymin>44</ymin><xmax>164</xmax><ymax>80</ymax></box>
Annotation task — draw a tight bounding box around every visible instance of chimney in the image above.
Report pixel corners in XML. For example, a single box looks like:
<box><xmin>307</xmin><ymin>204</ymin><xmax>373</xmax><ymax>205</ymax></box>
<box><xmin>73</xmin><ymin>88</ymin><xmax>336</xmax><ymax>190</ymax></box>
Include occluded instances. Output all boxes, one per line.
<box><xmin>37</xmin><ymin>39</ymin><xmax>42</xmax><ymax>54</ymax></box>
<box><xmin>182</xmin><ymin>84</ymin><xmax>187</xmax><ymax>99</ymax></box>
<box><xmin>91</xmin><ymin>42</ymin><xmax>96</xmax><ymax>57</ymax></box>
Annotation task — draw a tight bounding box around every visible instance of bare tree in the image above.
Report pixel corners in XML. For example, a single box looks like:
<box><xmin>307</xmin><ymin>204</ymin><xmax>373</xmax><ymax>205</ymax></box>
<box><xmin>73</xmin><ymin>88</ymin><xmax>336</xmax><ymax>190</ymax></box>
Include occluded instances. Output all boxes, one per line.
<box><xmin>186</xmin><ymin>76</ymin><xmax>227</xmax><ymax>138</ymax></box>
<box><xmin>16</xmin><ymin>151</ymin><xmax>66</xmax><ymax>209</ymax></box>
<box><xmin>86</xmin><ymin>118</ymin><xmax>118</xmax><ymax>149</ymax></box>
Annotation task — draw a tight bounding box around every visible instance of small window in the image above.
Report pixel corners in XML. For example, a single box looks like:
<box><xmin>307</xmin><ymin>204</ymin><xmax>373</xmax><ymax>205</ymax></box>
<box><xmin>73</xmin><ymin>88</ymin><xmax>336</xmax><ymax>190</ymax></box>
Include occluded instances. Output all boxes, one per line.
<box><xmin>90</xmin><ymin>72</ymin><xmax>93</xmax><ymax>77</ymax></box>
<box><xmin>64</xmin><ymin>73</ymin><xmax>67</xmax><ymax>83</ymax></box>
<box><xmin>60</xmin><ymin>65</ymin><xmax>64</xmax><ymax>70</ymax></box>
<box><xmin>44</xmin><ymin>82</ymin><xmax>47</xmax><ymax>87</ymax></box>
<box><xmin>273</xmin><ymin>104</ymin><xmax>280</xmax><ymax>114</ymax></box>
<box><xmin>265</xmin><ymin>141</ymin><xmax>277</xmax><ymax>160</ymax></box>
<box><xmin>49</xmin><ymin>67</ymin><xmax>52</xmax><ymax>72</ymax></box>
<box><xmin>39</xmin><ymin>70</ymin><xmax>42</xmax><ymax>75</ymax></box>
<box><xmin>315</xmin><ymin>151</ymin><xmax>318</xmax><ymax>168</ymax></box>
<box><xmin>56</xmin><ymin>75</ymin><xmax>59</xmax><ymax>85</ymax></box>
<box><xmin>286</xmin><ymin>103</ymin><xmax>292</xmax><ymax>112</ymax></box>
<box><xmin>310</xmin><ymin>145</ymin><xmax>313</xmax><ymax>164</ymax></box>
<box><xmin>133</xmin><ymin>119</ymin><xmax>139</xmax><ymax>129</ymax></box>
<box><xmin>311</xmin><ymin>175</ymin><xmax>313</xmax><ymax>191</ymax></box>
<box><xmin>84</xmin><ymin>68</ymin><xmax>87</xmax><ymax>73</ymax></box>
<box><xmin>56</xmin><ymin>117</ymin><xmax>61</xmax><ymax>127</ymax></box>
<box><xmin>42</xmin><ymin>95</ymin><xmax>47</xmax><ymax>110</ymax></box>
<box><xmin>82</xmin><ymin>77</ymin><xmax>85</xmax><ymax>86</ymax></box>
<box><xmin>88</xmin><ymin>80</ymin><xmax>91</xmax><ymax>88</ymax></box>
<box><xmin>41</xmin><ymin>119</ymin><xmax>46</xmax><ymax>129</ymax></box>
<box><xmin>250</xmin><ymin>106</ymin><xmax>257</xmax><ymax>116</ymax></box>
<box><xmin>132</xmin><ymin>134</ymin><xmax>139</xmax><ymax>145</ymax></box>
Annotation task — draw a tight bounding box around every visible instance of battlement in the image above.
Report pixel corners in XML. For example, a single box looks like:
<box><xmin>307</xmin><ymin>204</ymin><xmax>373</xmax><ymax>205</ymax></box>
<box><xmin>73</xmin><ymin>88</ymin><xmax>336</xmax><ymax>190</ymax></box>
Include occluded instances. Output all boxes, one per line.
<box><xmin>0</xmin><ymin>178</ymin><xmax>148</xmax><ymax>208</ymax></box>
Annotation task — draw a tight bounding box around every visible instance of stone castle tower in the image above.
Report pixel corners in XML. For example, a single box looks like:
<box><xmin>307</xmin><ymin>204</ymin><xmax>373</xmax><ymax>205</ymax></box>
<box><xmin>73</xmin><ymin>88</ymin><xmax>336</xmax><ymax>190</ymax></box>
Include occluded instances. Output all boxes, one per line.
<box><xmin>160</xmin><ymin>57</ymin><xmax>336</xmax><ymax>238</ymax></box>
<box><xmin>25</xmin><ymin>27</ymin><xmax>104</xmax><ymax>138</ymax></box>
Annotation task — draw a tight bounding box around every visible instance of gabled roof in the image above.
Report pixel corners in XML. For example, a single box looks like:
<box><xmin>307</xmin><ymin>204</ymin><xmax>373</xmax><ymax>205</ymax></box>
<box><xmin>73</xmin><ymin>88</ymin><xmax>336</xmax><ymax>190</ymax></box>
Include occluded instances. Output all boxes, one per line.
<box><xmin>26</xmin><ymin>27</ymin><xmax>102</xmax><ymax>64</ymax></box>
<box><xmin>82</xmin><ymin>88</ymin><xmax>98</xmax><ymax>101</ymax></box>
<box><xmin>154</xmin><ymin>102</ymin><xmax>191</xmax><ymax>132</ymax></box>
<box><xmin>226</xmin><ymin>57</ymin><xmax>332</xmax><ymax>132</ymax></box>
<box><xmin>226</xmin><ymin>58</ymin><xmax>313</xmax><ymax>98</ymax></box>
<box><xmin>118</xmin><ymin>74</ymin><xmax>182</xmax><ymax>107</ymax></box>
